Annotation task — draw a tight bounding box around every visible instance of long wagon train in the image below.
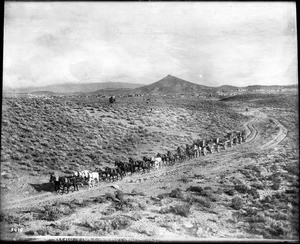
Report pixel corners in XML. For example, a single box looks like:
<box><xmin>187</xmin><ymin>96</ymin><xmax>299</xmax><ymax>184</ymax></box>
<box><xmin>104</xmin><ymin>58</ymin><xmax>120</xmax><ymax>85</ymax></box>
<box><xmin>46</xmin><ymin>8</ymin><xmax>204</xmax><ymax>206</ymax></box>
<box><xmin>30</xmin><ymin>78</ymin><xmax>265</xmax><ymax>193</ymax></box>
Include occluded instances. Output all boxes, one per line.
<box><xmin>48</xmin><ymin>129</ymin><xmax>248</xmax><ymax>194</ymax></box>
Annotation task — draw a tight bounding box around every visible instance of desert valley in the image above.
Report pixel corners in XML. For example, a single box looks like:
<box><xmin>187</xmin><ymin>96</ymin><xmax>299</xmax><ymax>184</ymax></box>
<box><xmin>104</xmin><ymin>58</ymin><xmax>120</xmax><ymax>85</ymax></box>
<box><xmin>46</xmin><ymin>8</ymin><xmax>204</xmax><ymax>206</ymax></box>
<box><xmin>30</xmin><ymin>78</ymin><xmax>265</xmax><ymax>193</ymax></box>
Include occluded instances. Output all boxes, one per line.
<box><xmin>1</xmin><ymin>75</ymin><xmax>299</xmax><ymax>240</ymax></box>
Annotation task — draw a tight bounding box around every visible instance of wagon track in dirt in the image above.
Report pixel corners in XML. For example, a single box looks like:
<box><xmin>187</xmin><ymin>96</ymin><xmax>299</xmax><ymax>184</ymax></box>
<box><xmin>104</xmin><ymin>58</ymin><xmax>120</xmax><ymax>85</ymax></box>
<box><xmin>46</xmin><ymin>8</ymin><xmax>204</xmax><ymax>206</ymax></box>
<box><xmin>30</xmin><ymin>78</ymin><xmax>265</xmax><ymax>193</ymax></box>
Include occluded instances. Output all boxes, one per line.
<box><xmin>261</xmin><ymin>117</ymin><xmax>288</xmax><ymax>150</ymax></box>
<box><xmin>2</xmin><ymin>109</ymin><xmax>287</xmax><ymax>212</ymax></box>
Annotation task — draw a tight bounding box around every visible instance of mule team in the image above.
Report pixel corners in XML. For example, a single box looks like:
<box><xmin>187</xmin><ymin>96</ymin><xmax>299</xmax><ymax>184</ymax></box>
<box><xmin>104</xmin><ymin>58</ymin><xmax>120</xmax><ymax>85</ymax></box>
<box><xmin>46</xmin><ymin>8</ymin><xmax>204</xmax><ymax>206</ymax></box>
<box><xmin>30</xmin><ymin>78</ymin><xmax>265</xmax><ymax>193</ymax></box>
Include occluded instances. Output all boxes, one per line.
<box><xmin>50</xmin><ymin>130</ymin><xmax>247</xmax><ymax>194</ymax></box>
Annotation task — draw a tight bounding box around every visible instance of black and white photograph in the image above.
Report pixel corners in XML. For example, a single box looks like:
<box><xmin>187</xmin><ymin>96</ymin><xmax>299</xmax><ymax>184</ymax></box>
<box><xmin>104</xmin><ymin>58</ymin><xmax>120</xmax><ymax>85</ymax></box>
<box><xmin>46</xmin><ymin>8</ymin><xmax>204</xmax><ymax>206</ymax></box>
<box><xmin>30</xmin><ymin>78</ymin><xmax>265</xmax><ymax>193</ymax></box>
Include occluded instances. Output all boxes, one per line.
<box><xmin>1</xmin><ymin>1</ymin><xmax>298</xmax><ymax>241</ymax></box>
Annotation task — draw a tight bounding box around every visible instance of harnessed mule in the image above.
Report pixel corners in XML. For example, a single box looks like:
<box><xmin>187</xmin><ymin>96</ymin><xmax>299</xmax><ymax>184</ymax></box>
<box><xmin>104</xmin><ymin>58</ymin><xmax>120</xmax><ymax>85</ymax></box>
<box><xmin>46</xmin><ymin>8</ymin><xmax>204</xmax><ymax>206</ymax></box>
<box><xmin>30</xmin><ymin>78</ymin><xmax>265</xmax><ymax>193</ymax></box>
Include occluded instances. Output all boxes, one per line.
<box><xmin>97</xmin><ymin>168</ymin><xmax>107</xmax><ymax>181</ymax></box>
<box><xmin>177</xmin><ymin>146</ymin><xmax>186</xmax><ymax>162</ymax></box>
<box><xmin>88</xmin><ymin>172</ymin><xmax>99</xmax><ymax>188</ymax></box>
<box><xmin>49</xmin><ymin>173</ymin><xmax>61</xmax><ymax>193</ymax></box>
<box><xmin>167</xmin><ymin>151</ymin><xmax>175</xmax><ymax>165</ymax></box>
<box><xmin>104</xmin><ymin>167</ymin><xmax>119</xmax><ymax>182</ymax></box>
<box><xmin>141</xmin><ymin>160</ymin><xmax>151</xmax><ymax>173</ymax></box>
<box><xmin>161</xmin><ymin>154</ymin><xmax>168</xmax><ymax>165</ymax></box>
<box><xmin>50</xmin><ymin>174</ymin><xmax>79</xmax><ymax>194</ymax></box>
<box><xmin>129</xmin><ymin>158</ymin><xmax>142</xmax><ymax>173</ymax></box>
<box><xmin>115</xmin><ymin>160</ymin><xmax>127</xmax><ymax>177</ymax></box>
<box><xmin>185</xmin><ymin>144</ymin><xmax>194</xmax><ymax>159</ymax></box>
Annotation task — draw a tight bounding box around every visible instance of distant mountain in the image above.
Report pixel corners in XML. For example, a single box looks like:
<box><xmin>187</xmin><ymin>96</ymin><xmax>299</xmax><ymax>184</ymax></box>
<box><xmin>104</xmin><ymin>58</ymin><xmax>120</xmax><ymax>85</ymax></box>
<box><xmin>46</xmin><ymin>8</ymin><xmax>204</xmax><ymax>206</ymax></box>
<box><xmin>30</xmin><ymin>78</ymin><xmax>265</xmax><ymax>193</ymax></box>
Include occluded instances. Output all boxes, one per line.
<box><xmin>134</xmin><ymin>75</ymin><xmax>216</xmax><ymax>95</ymax></box>
<box><xmin>4</xmin><ymin>82</ymin><xmax>144</xmax><ymax>94</ymax></box>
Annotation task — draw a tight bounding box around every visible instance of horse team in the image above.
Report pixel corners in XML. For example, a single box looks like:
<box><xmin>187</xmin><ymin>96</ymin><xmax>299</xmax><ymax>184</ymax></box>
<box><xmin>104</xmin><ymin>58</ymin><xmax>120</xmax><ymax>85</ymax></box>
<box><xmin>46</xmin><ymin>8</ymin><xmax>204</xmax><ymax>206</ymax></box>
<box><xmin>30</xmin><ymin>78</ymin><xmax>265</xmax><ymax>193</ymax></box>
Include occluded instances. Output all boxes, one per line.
<box><xmin>49</xmin><ymin>130</ymin><xmax>247</xmax><ymax>194</ymax></box>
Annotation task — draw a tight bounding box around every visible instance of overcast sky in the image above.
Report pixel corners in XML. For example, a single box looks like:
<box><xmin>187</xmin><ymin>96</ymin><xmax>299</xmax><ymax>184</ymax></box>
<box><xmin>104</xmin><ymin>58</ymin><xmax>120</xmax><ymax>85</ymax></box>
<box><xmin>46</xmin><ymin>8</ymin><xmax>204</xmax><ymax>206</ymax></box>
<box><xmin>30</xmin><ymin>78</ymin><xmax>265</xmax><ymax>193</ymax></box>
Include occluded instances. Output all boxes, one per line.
<box><xmin>3</xmin><ymin>2</ymin><xmax>297</xmax><ymax>88</ymax></box>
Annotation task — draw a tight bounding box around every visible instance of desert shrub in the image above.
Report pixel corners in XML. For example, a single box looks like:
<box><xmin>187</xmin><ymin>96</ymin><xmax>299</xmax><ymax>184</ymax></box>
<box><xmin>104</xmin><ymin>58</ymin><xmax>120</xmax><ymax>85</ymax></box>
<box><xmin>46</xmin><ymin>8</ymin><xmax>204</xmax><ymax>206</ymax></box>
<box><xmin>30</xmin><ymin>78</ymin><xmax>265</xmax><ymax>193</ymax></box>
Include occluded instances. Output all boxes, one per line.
<box><xmin>138</xmin><ymin>202</ymin><xmax>147</xmax><ymax>211</ymax></box>
<box><xmin>104</xmin><ymin>192</ymin><xmax>115</xmax><ymax>201</ymax></box>
<box><xmin>284</xmin><ymin>176</ymin><xmax>298</xmax><ymax>187</ymax></box>
<box><xmin>248</xmin><ymin>188</ymin><xmax>260</xmax><ymax>199</ymax></box>
<box><xmin>179</xmin><ymin>175</ymin><xmax>189</xmax><ymax>183</ymax></box>
<box><xmin>160</xmin><ymin>203</ymin><xmax>192</xmax><ymax>217</ymax></box>
<box><xmin>261</xmin><ymin>196</ymin><xmax>272</xmax><ymax>204</ymax></box>
<box><xmin>33</xmin><ymin>202</ymin><xmax>75</xmax><ymax>221</ymax></box>
<box><xmin>69</xmin><ymin>199</ymin><xmax>90</xmax><ymax>208</ymax></box>
<box><xmin>249</xmin><ymin>165</ymin><xmax>262</xmax><ymax>174</ymax></box>
<box><xmin>232</xmin><ymin>197</ymin><xmax>243</xmax><ymax>210</ymax></box>
<box><xmin>235</xmin><ymin>183</ymin><xmax>249</xmax><ymax>194</ymax></box>
<box><xmin>0</xmin><ymin>213</ymin><xmax>5</xmax><ymax>222</ymax></box>
<box><xmin>270</xmin><ymin>164</ymin><xmax>278</xmax><ymax>172</ymax></box>
<box><xmin>186</xmin><ymin>186</ymin><xmax>204</xmax><ymax>194</ymax></box>
<box><xmin>245</xmin><ymin>207</ymin><xmax>258</xmax><ymax>216</ymax></box>
<box><xmin>268</xmin><ymin>221</ymin><xmax>287</xmax><ymax>237</ymax></box>
<box><xmin>272</xmin><ymin>212</ymin><xmax>289</xmax><ymax>221</ymax></box>
<box><xmin>102</xmin><ymin>206</ymin><xmax>116</xmax><ymax>216</ymax></box>
<box><xmin>24</xmin><ymin>230</ymin><xmax>35</xmax><ymax>236</ymax></box>
<box><xmin>39</xmin><ymin>205</ymin><xmax>61</xmax><ymax>221</ymax></box>
<box><xmin>156</xmin><ymin>193</ymin><xmax>168</xmax><ymax>199</ymax></box>
<box><xmin>110</xmin><ymin>216</ymin><xmax>132</xmax><ymax>230</ymax></box>
<box><xmin>134</xmin><ymin>225</ymin><xmax>156</xmax><ymax>236</ymax></box>
<box><xmin>271</xmin><ymin>182</ymin><xmax>281</xmax><ymax>190</ymax></box>
<box><xmin>113</xmin><ymin>197</ymin><xmax>135</xmax><ymax>212</ymax></box>
<box><xmin>240</xmin><ymin>169</ymin><xmax>251</xmax><ymax>178</ymax></box>
<box><xmin>285</xmin><ymin>188</ymin><xmax>298</xmax><ymax>194</ymax></box>
<box><xmin>251</xmin><ymin>182</ymin><xmax>265</xmax><ymax>190</ymax></box>
<box><xmin>30</xmin><ymin>171</ymin><xmax>39</xmax><ymax>176</ymax></box>
<box><xmin>223</xmin><ymin>187</ymin><xmax>235</xmax><ymax>196</ymax></box>
<box><xmin>190</xmin><ymin>196</ymin><xmax>212</xmax><ymax>208</ymax></box>
<box><xmin>170</xmin><ymin>188</ymin><xmax>185</xmax><ymax>199</ymax></box>
<box><xmin>171</xmin><ymin>203</ymin><xmax>192</xmax><ymax>217</ymax></box>
<box><xmin>283</xmin><ymin>163</ymin><xmax>299</xmax><ymax>176</ymax></box>
<box><xmin>115</xmin><ymin>190</ymin><xmax>125</xmax><ymax>201</ymax></box>
<box><xmin>1</xmin><ymin>213</ymin><xmax>24</xmax><ymax>224</ymax></box>
<box><xmin>11</xmin><ymin>153</ymin><xmax>22</xmax><ymax>160</ymax></box>
<box><xmin>79</xmin><ymin>216</ymin><xmax>132</xmax><ymax>234</ymax></box>
<box><xmin>207</xmin><ymin>192</ymin><xmax>218</xmax><ymax>202</ymax></box>
<box><xmin>248</xmin><ymin>223</ymin><xmax>273</xmax><ymax>238</ymax></box>
<box><xmin>92</xmin><ymin>196</ymin><xmax>108</xmax><ymax>204</ymax></box>
<box><xmin>52</xmin><ymin>221</ymin><xmax>70</xmax><ymax>231</ymax></box>
<box><xmin>186</xmin><ymin>185</ymin><xmax>217</xmax><ymax>201</ymax></box>
<box><xmin>2</xmin><ymin>172</ymin><xmax>14</xmax><ymax>179</ymax></box>
<box><xmin>247</xmin><ymin>213</ymin><xmax>266</xmax><ymax>223</ymax></box>
<box><xmin>271</xmin><ymin>176</ymin><xmax>281</xmax><ymax>184</ymax></box>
